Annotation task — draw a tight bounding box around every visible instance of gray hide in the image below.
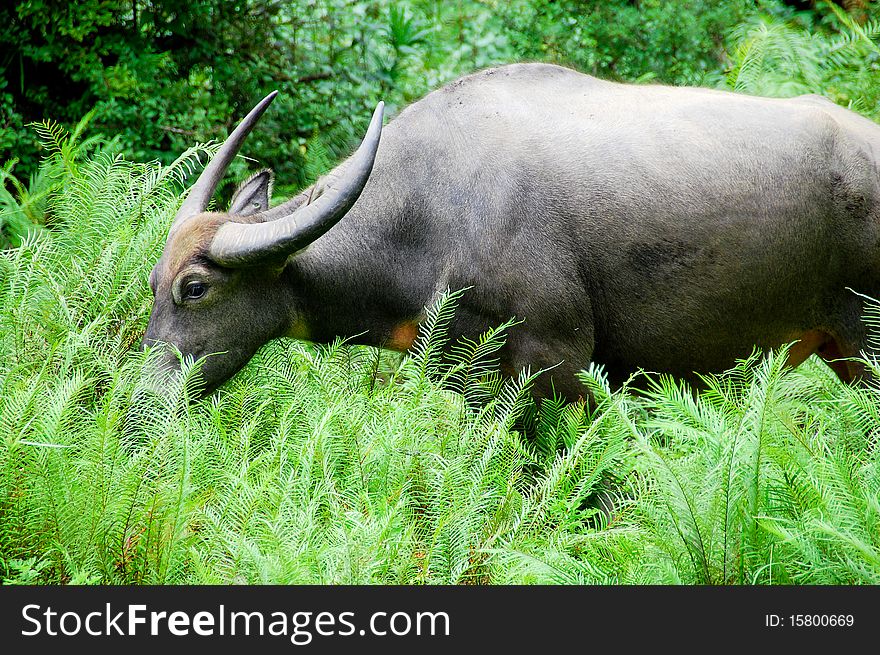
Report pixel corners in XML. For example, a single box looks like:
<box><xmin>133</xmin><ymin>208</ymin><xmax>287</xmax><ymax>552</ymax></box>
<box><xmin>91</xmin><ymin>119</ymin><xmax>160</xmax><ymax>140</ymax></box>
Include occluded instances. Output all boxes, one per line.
<box><xmin>144</xmin><ymin>63</ymin><xmax>880</xmax><ymax>399</ymax></box>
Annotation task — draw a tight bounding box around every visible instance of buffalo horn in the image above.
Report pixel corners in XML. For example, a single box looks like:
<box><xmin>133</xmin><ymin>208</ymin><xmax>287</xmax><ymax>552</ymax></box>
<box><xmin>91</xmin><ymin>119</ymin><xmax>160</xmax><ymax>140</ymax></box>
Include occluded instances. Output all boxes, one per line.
<box><xmin>207</xmin><ymin>101</ymin><xmax>384</xmax><ymax>266</ymax></box>
<box><xmin>170</xmin><ymin>91</ymin><xmax>279</xmax><ymax>233</ymax></box>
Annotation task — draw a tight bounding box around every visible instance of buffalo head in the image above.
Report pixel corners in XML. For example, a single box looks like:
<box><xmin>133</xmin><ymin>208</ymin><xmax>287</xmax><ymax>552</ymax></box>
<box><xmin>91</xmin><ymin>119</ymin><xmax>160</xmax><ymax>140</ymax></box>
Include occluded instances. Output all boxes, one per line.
<box><xmin>143</xmin><ymin>93</ymin><xmax>385</xmax><ymax>395</ymax></box>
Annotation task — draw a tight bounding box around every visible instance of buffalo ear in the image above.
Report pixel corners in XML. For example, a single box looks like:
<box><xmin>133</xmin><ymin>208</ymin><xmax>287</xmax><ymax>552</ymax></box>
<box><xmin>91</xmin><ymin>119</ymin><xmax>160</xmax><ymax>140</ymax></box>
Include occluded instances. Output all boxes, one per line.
<box><xmin>229</xmin><ymin>169</ymin><xmax>274</xmax><ymax>216</ymax></box>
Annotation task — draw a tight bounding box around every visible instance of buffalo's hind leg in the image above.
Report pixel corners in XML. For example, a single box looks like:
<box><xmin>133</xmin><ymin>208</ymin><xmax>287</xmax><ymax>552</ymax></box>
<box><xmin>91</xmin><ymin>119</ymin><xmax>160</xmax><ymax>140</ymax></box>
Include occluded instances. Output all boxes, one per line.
<box><xmin>500</xmin><ymin>328</ymin><xmax>596</xmax><ymax>403</ymax></box>
<box><xmin>786</xmin><ymin>324</ymin><xmax>868</xmax><ymax>384</ymax></box>
<box><xmin>815</xmin><ymin>336</ymin><xmax>866</xmax><ymax>383</ymax></box>
<box><xmin>501</xmin><ymin>328</ymin><xmax>622</xmax><ymax>522</ymax></box>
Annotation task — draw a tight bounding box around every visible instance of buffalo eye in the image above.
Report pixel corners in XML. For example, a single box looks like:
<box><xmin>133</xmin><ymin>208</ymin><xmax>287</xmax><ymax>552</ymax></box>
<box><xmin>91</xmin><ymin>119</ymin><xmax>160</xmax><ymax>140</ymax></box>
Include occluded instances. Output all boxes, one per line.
<box><xmin>183</xmin><ymin>281</ymin><xmax>208</xmax><ymax>301</ymax></box>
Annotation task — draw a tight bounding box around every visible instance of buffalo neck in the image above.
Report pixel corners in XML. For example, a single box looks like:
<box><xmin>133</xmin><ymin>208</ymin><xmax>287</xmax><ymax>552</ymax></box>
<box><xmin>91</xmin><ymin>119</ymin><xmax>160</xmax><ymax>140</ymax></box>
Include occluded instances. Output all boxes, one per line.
<box><xmin>281</xmin><ymin>207</ymin><xmax>440</xmax><ymax>351</ymax></box>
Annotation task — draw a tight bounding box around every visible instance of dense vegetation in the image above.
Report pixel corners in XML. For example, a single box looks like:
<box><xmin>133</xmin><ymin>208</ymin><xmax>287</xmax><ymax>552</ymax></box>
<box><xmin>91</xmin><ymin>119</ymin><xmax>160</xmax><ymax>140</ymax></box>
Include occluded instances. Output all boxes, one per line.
<box><xmin>1</xmin><ymin>1</ymin><xmax>879</xmax><ymax>584</ymax></box>
<box><xmin>2</xmin><ymin>0</ymin><xmax>758</xmax><ymax>184</ymax></box>
<box><xmin>4</xmin><ymin>1</ymin><xmax>879</xmax><ymax>223</ymax></box>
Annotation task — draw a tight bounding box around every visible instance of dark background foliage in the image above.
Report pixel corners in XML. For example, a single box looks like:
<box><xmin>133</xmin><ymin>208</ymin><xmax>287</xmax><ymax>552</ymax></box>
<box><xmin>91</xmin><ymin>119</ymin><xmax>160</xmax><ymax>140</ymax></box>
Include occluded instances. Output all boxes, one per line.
<box><xmin>5</xmin><ymin>1</ymin><xmax>871</xmax><ymax>195</ymax></box>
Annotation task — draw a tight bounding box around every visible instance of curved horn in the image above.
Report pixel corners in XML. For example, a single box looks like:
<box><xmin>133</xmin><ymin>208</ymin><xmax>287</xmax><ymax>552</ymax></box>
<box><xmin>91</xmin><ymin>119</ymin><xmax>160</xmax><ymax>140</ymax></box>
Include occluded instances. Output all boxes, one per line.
<box><xmin>170</xmin><ymin>91</ymin><xmax>278</xmax><ymax>233</ymax></box>
<box><xmin>208</xmin><ymin>101</ymin><xmax>385</xmax><ymax>267</ymax></box>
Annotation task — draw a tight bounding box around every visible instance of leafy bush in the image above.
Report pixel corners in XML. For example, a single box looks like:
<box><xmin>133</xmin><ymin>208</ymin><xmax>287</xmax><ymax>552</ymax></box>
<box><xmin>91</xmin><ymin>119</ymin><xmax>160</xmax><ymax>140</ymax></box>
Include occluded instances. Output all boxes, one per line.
<box><xmin>6</xmin><ymin>0</ymin><xmax>876</xmax><ymax>197</ymax></box>
<box><xmin>726</xmin><ymin>3</ymin><xmax>880</xmax><ymax>116</ymax></box>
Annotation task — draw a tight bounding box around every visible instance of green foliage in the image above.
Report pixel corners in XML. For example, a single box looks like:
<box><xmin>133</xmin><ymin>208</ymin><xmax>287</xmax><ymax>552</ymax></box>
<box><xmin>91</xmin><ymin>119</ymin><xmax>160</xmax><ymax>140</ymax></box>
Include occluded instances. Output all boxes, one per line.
<box><xmin>1</xmin><ymin>109</ymin><xmax>117</xmax><ymax>247</ymax></box>
<box><xmin>6</xmin><ymin>0</ymin><xmax>879</xmax><ymax>202</ymax></box>
<box><xmin>492</xmin><ymin>0</ymin><xmax>757</xmax><ymax>86</ymax></box>
<box><xmin>725</xmin><ymin>3</ymin><xmax>880</xmax><ymax>116</ymax></box>
<box><xmin>2</xmin><ymin>0</ymin><xmax>505</xmax><ymax>196</ymax></box>
<box><xmin>1</xmin><ymin>150</ymin><xmax>879</xmax><ymax>585</ymax></box>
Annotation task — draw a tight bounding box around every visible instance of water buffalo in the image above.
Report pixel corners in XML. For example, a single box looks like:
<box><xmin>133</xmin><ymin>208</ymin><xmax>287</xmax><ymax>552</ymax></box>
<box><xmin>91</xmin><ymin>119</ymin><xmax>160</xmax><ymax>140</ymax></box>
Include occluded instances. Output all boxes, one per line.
<box><xmin>144</xmin><ymin>63</ymin><xmax>880</xmax><ymax>399</ymax></box>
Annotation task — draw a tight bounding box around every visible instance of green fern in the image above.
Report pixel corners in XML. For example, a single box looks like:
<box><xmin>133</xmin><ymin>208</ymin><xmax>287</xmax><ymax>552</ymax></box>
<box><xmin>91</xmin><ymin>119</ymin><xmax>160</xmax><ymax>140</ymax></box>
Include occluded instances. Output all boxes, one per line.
<box><xmin>724</xmin><ymin>8</ymin><xmax>880</xmax><ymax>119</ymax></box>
